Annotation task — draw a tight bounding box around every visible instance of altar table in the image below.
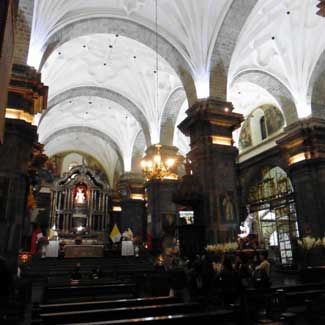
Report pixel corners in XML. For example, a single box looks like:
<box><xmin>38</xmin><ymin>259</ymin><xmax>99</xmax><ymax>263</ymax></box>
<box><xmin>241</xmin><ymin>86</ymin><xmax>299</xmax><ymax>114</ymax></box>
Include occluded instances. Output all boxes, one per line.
<box><xmin>45</xmin><ymin>241</ymin><xmax>59</xmax><ymax>257</ymax></box>
<box><xmin>63</xmin><ymin>244</ymin><xmax>104</xmax><ymax>258</ymax></box>
<box><xmin>121</xmin><ymin>241</ymin><xmax>134</xmax><ymax>256</ymax></box>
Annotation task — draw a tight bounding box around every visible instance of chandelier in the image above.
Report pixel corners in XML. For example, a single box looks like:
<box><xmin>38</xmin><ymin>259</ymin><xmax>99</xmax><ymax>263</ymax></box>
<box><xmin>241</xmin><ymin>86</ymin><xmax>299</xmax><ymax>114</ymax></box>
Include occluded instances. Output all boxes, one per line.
<box><xmin>141</xmin><ymin>144</ymin><xmax>178</xmax><ymax>181</ymax></box>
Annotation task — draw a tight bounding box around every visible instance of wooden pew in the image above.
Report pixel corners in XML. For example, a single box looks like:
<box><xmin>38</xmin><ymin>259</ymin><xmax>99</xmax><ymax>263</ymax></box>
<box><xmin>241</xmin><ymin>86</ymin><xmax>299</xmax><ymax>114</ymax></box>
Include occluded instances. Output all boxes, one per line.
<box><xmin>46</xmin><ymin>277</ymin><xmax>130</xmax><ymax>288</ymax></box>
<box><xmin>39</xmin><ymin>302</ymin><xmax>203</xmax><ymax>324</ymax></box>
<box><xmin>57</xmin><ymin>310</ymin><xmax>237</xmax><ymax>325</ymax></box>
<box><xmin>39</xmin><ymin>296</ymin><xmax>180</xmax><ymax>313</ymax></box>
<box><xmin>242</xmin><ymin>282</ymin><xmax>325</xmax><ymax>321</ymax></box>
<box><xmin>305</xmin><ymin>294</ymin><xmax>325</xmax><ymax>324</ymax></box>
<box><xmin>44</xmin><ymin>282</ymin><xmax>137</xmax><ymax>303</ymax></box>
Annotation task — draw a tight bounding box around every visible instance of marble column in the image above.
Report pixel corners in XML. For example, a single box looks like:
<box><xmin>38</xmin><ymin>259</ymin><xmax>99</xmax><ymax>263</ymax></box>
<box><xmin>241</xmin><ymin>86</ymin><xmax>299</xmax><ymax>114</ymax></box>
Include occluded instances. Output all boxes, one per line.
<box><xmin>277</xmin><ymin>118</ymin><xmax>325</xmax><ymax>237</ymax></box>
<box><xmin>178</xmin><ymin>97</ymin><xmax>243</xmax><ymax>243</ymax></box>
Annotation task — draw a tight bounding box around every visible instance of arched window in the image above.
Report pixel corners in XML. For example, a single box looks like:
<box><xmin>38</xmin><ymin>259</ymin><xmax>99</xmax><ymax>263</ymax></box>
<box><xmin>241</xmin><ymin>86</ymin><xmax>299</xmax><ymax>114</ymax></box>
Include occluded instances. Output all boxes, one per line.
<box><xmin>260</xmin><ymin>115</ymin><xmax>267</xmax><ymax>140</ymax></box>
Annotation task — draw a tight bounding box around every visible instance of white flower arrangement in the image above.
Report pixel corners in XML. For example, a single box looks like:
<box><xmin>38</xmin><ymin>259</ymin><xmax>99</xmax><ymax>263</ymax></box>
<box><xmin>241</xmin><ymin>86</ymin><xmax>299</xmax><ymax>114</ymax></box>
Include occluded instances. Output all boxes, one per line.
<box><xmin>297</xmin><ymin>236</ymin><xmax>322</xmax><ymax>251</ymax></box>
<box><xmin>206</xmin><ymin>242</ymin><xmax>238</xmax><ymax>253</ymax></box>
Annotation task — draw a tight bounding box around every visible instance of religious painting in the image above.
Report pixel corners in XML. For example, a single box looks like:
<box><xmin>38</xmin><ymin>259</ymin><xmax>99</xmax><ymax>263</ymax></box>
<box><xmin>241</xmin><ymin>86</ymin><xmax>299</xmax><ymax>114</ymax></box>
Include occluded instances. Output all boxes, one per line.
<box><xmin>162</xmin><ymin>213</ymin><xmax>176</xmax><ymax>236</ymax></box>
<box><xmin>219</xmin><ymin>192</ymin><xmax>236</xmax><ymax>223</ymax></box>
<box><xmin>262</xmin><ymin>105</ymin><xmax>284</xmax><ymax>136</ymax></box>
<box><xmin>238</xmin><ymin>119</ymin><xmax>252</xmax><ymax>150</ymax></box>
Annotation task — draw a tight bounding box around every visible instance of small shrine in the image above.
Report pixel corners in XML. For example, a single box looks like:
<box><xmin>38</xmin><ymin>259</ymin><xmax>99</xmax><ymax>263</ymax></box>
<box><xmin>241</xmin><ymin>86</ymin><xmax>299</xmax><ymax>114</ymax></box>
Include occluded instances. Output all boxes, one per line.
<box><xmin>50</xmin><ymin>165</ymin><xmax>112</xmax><ymax>237</ymax></box>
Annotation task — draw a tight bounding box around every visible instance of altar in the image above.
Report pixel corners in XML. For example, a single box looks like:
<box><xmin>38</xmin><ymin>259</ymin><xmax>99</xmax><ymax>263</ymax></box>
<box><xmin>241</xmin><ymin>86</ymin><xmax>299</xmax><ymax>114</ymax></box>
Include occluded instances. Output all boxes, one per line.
<box><xmin>121</xmin><ymin>241</ymin><xmax>134</xmax><ymax>256</ymax></box>
<box><xmin>45</xmin><ymin>241</ymin><xmax>59</xmax><ymax>257</ymax></box>
<box><xmin>63</xmin><ymin>244</ymin><xmax>104</xmax><ymax>258</ymax></box>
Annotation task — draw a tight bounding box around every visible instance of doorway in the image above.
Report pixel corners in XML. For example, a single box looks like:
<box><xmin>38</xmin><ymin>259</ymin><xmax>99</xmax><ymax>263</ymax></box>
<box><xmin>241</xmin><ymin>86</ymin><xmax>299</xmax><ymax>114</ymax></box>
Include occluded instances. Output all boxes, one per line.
<box><xmin>247</xmin><ymin>167</ymin><xmax>299</xmax><ymax>265</ymax></box>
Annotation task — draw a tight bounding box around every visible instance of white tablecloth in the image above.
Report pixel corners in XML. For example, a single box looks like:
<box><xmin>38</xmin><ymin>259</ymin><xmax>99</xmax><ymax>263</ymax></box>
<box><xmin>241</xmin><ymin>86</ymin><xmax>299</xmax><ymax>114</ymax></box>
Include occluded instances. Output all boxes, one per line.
<box><xmin>45</xmin><ymin>241</ymin><xmax>59</xmax><ymax>257</ymax></box>
<box><xmin>121</xmin><ymin>241</ymin><xmax>134</xmax><ymax>256</ymax></box>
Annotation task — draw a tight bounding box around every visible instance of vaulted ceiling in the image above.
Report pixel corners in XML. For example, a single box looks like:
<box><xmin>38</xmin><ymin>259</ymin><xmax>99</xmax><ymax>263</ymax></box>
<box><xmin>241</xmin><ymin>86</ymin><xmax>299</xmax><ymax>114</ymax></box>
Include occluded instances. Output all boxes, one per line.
<box><xmin>29</xmin><ymin>0</ymin><xmax>325</xmax><ymax>185</ymax></box>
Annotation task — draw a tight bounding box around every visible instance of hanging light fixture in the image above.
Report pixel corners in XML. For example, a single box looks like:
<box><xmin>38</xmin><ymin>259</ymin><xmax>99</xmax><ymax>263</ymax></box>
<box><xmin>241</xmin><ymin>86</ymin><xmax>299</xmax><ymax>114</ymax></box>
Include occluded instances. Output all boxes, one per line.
<box><xmin>140</xmin><ymin>1</ymin><xmax>178</xmax><ymax>181</ymax></box>
<box><xmin>141</xmin><ymin>144</ymin><xmax>177</xmax><ymax>181</ymax></box>
<box><xmin>154</xmin><ymin>0</ymin><xmax>159</xmax><ymax>114</ymax></box>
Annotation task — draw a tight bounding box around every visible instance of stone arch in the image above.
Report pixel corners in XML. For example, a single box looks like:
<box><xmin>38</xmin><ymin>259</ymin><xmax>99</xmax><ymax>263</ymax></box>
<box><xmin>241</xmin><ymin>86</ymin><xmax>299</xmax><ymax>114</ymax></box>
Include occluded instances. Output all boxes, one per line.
<box><xmin>42</xmin><ymin>86</ymin><xmax>151</xmax><ymax>146</ymax></box>
<box><xmin>55</xmin><ymin>150</ymin><xmax>110</xmax><ymax>184</ymax></box>
<box><xmin>39</xmin><ymin>17</ymin><xmax>197</xmax><ymax>106</ymax></box>
<box><xmin>42</xmin><ymin>126</ymin><xmax>124</xmax><ymax>171</ymax></box>
<box><xmin>210</xmin><ymin>0</ymin><xmax>258</xmax><ymax>100</ymax></box>
<box><xmin>232</xmin><ymin>70</ymin><xmax>298</xmax><ymax>125</ymax></box>
<box><xmin>239</xmin><ymin>155</ymin><xmax>289</xmax><ymax>217</ymax></box>
<box><xmin>308</xmin><ymin>50</ymin><xmax>325</xmax><ymax>119</ymax></box>
<box><xmin>160</xmin><ymin>87</ymin><xmax>186</xmax><ymax>146</ymax></box>
<box><xmin>131</xmin><ymin>130</ymin><xmax>146</xmax><ymax>173</ymax></box>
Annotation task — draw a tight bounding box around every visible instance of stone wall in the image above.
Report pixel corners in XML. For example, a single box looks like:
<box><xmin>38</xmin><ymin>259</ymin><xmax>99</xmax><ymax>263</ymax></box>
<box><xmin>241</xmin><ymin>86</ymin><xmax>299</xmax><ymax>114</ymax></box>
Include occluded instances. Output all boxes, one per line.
<box><xmin>14</xmin><ymin>0</ymin><xmax>34</xmax><ymax>65</ymax></box>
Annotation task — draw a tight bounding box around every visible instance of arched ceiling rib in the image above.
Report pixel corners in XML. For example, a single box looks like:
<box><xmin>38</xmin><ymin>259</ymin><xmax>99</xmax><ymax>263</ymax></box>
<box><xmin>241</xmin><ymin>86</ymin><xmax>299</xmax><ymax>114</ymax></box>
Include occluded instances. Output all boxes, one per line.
<box><xmin>42</xmin><ymin>126</ymin><xmax>124</xmax><ymax>166</ymax></box>
<box><xmin>308</xmin><ymin>49</ymin><xmax>325</xmax><ymax>119</ymax></box>
<box><xmin>231</xmin><ymin>70</ymin><xmax>298</xmax><ymax>125</ymax></box>
<box><xmin>44</xmin><ymin>130</ymin><xmax>122</xmax><ymax>186</ymax></box>
<box><xmin>44</xmin><ymin>86</ymin><xmax>151</xmax><ymax>146</ymax></box>
<box><xmin>160</xmin><ymin>87</ymin><xmax>186</xmax><ymax>146</ymax></box>
<box><xmin>40</xmin><ymin>33</ymin><xmax>182</xmax><ymax>145</ymax></box>
<box><xmin>229</xmin><ymin>0</ymin><xmax>325</xmax><ymax>118</ymax></box>
<box><xmin>28</xmin><ymin>0</ymin><xmax>325</xmax><ymax>179</ymax></box>
<box><xmin>210</xmin><ymin>0</ymin><xmax>258</xmax><ymax>100</ymax></box>
<box><xmin>30</xmin><ymin>0</ymin><xmax>235</xmax><ymax>104</ymax></box>
<box><xmin>39</xmin><ymin>97</ymin><xmax>138</xmax><ymax>171</ymax></box>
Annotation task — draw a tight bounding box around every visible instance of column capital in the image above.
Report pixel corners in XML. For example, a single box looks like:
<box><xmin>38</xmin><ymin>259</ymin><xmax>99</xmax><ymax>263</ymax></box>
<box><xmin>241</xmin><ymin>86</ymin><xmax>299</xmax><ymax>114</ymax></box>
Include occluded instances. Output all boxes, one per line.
<box><xmin>277</xmin><ymin>117</ymin><xmax>325</xmax><ymax>166</ymax></box>
<box><xmin>178</xmin><ymin>97</ymin><xmax>243</xmax><ymax>148</ymax></box>
<box><xmin>118</xmin><ymin>172</ymin><xmax>145</xmax><ymax>201</ymax></box>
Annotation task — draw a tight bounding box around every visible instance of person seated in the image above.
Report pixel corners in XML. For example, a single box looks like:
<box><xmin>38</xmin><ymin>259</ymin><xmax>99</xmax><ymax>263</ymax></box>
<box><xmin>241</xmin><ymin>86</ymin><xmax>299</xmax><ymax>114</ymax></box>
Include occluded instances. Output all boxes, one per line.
<box><xmin>253</xmin><ymin>251</ymin><xmax>271</xmax><ymax>288</ymax></box>
<box><xmin>70</xmin><ymin>262</ymin><xmax>82</xmax><ymax>284</ymax></box>
<box><xmin>89</xmin><ymin>265</ymin><xmax>103</xmax><ymax>280</ymax></box>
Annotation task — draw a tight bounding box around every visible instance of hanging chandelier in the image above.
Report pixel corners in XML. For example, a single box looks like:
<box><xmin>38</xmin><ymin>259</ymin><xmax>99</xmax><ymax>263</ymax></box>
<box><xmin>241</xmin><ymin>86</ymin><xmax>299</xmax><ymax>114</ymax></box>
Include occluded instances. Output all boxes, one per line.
<box><xmin>140</xmin><ymin>1</ymin><xmax>177</xmax><ymax>181</ymax></box>
<box><xmin>141</xmin><ymin>144</ymin><xmax>177</xmax><ymax>181</ymax></box>
<box><xmin>317</xmin><ymin>0</ymin><xmax>325</xmax><ymax>17</ymax></box>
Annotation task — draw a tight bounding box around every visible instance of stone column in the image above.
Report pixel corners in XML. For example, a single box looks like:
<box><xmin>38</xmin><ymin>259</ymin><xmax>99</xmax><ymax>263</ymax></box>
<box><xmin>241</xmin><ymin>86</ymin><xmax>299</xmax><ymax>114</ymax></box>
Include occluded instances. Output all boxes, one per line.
<box><xmin>178</xmin><ymin>97</ymin><xmax>243</xmax><ymax>243</ymax></box>
<box><xmin>118</xmin><ymin>172</ymin><xmax>146</xmax><ymax>241</ymax></box>
<box><xmin>0</xmin><ymin>63</ymin><xmax>47</xmax><ymax>270</ymax></box>
<box><xmin>145</xmin><ymin>179</ymin><xmax>179</xmax><ymax>253</ymax></box>
<box><xmin>0</xmin><ymin>0</ymin><xmax>18</xmax><ymax>142</ymax></box>
<box><xmin>0</xmin><ymin>119</ymin><xmax>37</xmax><ymax>270</ymax></box>
<box><xmin>277</xmin><ymin>118</ymin><xmax>325</xmax><ymax>237</ymax></box>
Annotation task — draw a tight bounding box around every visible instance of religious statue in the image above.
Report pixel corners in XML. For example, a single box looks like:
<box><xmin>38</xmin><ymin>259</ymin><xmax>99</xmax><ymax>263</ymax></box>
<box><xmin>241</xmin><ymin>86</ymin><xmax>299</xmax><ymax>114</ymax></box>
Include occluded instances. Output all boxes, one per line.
<box><xmin>238</xmin><ymin>215</ymin><xmax>254</xmax><ymax>239</ymax></box>
<box><xmin>75</xmin><ymin>188</ymin><xmax>86</xmax><ymax>204</ymax></box>
<box><xmin>220</xmin><ymin>192</ymin><xmax>235</xmax><ymax>222</ymax></box>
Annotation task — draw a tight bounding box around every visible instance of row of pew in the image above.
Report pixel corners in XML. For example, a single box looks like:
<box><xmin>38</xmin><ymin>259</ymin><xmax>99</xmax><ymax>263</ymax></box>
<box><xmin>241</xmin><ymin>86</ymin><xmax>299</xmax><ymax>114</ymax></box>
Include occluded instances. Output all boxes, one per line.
<box><xmin>32</xmin><ymin>282</ymin><xmax>237</xmax><ymax>325</ymax></box>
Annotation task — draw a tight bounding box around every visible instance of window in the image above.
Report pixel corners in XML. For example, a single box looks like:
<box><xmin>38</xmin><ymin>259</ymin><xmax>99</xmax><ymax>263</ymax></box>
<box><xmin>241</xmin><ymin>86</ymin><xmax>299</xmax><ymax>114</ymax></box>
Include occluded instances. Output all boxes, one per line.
<box><xmin>260</xmin><ymin>116</ymin><xmax>267</xmax><ymax>140</ymax></box>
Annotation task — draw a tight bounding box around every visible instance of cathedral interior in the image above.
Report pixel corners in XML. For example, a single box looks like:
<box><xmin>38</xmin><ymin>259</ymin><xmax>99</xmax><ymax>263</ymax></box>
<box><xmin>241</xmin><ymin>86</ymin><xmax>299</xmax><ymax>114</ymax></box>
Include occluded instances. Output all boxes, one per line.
<box><xmin>1</xmin><ymin>1</ymin><xmax>325</xmax><ymax>324</ymax></box>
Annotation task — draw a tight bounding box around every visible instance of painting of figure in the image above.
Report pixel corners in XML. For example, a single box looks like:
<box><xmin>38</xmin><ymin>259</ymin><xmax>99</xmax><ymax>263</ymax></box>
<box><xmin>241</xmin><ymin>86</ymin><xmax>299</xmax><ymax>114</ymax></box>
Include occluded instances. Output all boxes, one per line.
<box><xmin>263</xmin><ymin>105</ymin><xmax>284</xmax><ymax>135</ymax></box>
<box><xmin>239</xmin><ymin>119</ymin><xmax>252</xmax><ymax>150</ymax></box>
<box><xmin>219</xmin><ymin>192</ymin><xmax>236</xmax><ymax>223</ymax></box>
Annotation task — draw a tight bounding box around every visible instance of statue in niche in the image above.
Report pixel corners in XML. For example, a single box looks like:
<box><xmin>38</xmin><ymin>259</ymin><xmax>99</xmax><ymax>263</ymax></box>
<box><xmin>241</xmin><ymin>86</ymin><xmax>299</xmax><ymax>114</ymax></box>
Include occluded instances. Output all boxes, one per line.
<box><xmin>220</xmin><ymin>192</ymin><xmax>235</xmax><ymax>222</ymax></box>
<box><xmin>75</xmin><ymin>186</ymin><xmax>86</xmax><ymax>205</ymax></box>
